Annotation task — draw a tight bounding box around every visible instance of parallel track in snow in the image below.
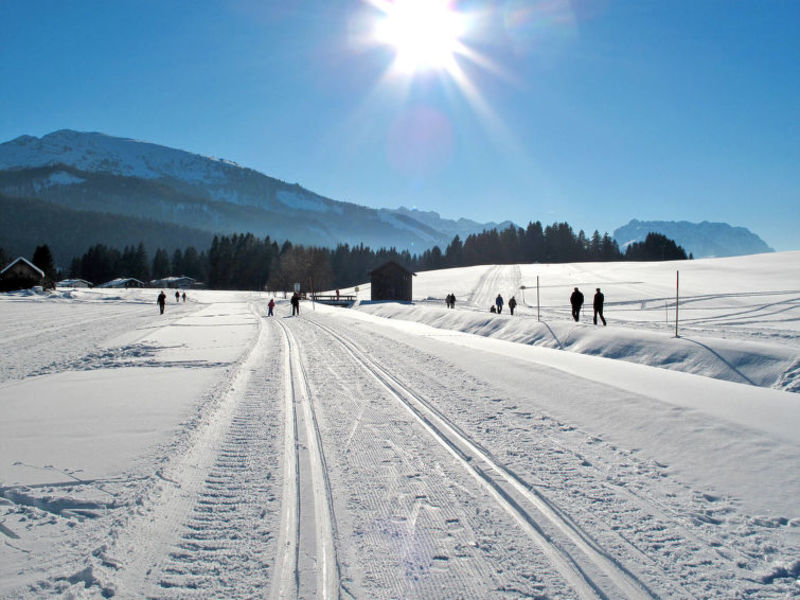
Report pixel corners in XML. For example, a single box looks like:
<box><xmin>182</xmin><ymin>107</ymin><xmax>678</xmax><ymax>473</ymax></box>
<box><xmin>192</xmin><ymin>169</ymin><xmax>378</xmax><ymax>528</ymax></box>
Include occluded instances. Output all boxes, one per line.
<box><xmin>307</xmin><ymin>315</ymin><xmax>657</xmax><ymax>600</ymax></box>
<box><xmin>272</xmin><ymin>319</ymin><xmax>340</xmax><ymax>600</ymax></box>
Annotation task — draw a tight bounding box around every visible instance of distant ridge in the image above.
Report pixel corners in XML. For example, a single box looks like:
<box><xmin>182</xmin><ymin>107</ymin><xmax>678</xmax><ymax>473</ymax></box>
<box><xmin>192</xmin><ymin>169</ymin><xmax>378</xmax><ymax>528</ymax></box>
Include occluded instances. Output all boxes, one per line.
<box><xmin>613</xmin><ymin>219</ymin><xmax>774</xmax><ymax>258</ymax></box>
<box><xmin>0</xmin><ymin>130</ymin><xmax>511</xmax><ymax>255</ymax></box>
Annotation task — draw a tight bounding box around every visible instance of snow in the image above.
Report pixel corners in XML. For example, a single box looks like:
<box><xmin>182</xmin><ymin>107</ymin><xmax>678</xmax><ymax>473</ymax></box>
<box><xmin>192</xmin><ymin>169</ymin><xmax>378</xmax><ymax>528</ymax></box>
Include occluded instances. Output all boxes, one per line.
<box><xmin>0</xmin><ymin>130</ymin><xmax>235</xmax><ymax>184</ymax></box>
<box><xmin>276</xmin><ymin>188</ymin><xmax>342</xmax><ymax>214</ymax></box>
<box><xmin>1</xmin><ymin>254</ymin><xmax>799</xmax><ymax>599</ymax></box>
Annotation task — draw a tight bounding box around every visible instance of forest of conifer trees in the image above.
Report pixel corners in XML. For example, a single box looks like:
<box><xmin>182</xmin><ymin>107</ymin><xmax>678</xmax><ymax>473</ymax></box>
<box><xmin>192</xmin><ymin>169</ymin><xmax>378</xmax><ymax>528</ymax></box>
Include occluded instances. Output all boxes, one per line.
<box><xmin>3</xmin><ymin>221</ymin><xmax>687</xmax><ymax>292</ymax></box>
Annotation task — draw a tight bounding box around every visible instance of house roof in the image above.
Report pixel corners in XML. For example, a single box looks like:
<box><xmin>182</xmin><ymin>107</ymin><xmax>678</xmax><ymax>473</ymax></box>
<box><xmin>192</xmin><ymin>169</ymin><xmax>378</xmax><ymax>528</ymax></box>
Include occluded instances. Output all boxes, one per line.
<box><xmin>369</xmin><ymin>260</ymin><xmax>417</xmax><ymax>277</ymax></box>
<box><xmin>0</xmin><ymin>257</ymin><xmax>45</xmax><ymax>278</ymax></box>
<box><xmin>98</xmin><ymin>277</ymin><xmax>146</xmax><ymax>288</ymax></box>
<box><xmin>57</xmin><ymin>278</ymin><xmax>93</xmax><ymax>287</ymax></box>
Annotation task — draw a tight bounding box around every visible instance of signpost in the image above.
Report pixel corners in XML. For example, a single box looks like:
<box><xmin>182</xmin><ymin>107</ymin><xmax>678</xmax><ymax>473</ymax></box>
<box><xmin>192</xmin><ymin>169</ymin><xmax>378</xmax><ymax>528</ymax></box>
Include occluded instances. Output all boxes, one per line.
<box><xmin>675</xmin><ymin>271</ymin><xmax>680</xmax><ymax>337</ymax></box>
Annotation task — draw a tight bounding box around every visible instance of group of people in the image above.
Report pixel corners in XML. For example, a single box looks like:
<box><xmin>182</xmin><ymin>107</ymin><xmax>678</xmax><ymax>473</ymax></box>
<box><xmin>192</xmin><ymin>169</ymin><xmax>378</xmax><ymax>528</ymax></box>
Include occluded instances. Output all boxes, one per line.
<box><xmin>156</xmin><ymin>290</ymin><xmax>186</xmax><ymax>314</ymax></box>
<box><xmin>490</xmin><ymin>294</ymin><xmax>517</xmax><ymax>315</ymax></box>
<box><xmin>445</xmin><ymin>293</ymin><xmax>456</xmax><ymax>308</ymax></box>
<box><xmin>570</xmin><ymin>287</ymin><xmax>606</xmax><ymax>326</ymax></box>
<box><xmin>483</xmin><ymin>287</ymin><xmax>605</xmax><ymax>325</ymax></box>
<box><xmin>265</xmin><ymin>293</ymin><xmax>301</xmax><ymax>317</ymax></box>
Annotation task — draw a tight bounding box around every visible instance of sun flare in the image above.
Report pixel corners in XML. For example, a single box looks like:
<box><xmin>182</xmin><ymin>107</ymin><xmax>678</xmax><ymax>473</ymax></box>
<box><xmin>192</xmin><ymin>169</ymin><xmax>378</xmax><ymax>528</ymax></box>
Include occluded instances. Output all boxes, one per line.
<box><xmin>373</xmin><ymin>0</ymin><xmax>465</xmax><ymax>73</ymax></box>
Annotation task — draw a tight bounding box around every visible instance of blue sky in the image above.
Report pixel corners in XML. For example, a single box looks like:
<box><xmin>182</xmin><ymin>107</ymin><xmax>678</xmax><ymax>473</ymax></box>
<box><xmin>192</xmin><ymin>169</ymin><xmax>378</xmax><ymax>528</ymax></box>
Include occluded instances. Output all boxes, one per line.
<box><xmin>1</xmin><ymin>0</ymin><xmax>798</xmax><ymax>250</ymax></box>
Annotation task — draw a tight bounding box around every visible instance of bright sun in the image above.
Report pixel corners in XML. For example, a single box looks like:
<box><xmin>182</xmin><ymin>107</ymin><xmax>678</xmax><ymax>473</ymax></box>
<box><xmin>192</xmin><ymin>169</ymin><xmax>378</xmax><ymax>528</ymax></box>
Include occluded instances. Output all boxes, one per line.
<box><xmin>373</xmin><ymin>0</ymin><xmax>465</xmax><ymax>73</ymax></box>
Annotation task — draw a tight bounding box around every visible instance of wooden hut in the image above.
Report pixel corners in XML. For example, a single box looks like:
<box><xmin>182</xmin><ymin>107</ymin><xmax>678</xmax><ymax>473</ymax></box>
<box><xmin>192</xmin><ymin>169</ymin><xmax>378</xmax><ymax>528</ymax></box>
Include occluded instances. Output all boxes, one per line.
<box><xmin>369</xmin><ymin>261</ymin><xmax>415</xmax><ymax>301</ymax></box>
<box><xmin>0</xmin><ymin>257</ymin><xmax>45</xmax><ymax>292</ymax></box>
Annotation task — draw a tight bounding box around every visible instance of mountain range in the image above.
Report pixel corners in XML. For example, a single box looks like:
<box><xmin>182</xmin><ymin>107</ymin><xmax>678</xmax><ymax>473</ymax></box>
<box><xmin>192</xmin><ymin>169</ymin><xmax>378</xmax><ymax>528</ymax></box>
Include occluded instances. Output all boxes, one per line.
<box><xmin>0</xmin><ymin>130</ymin><xmax>774</xmax><ymax>265</ymax></box>
<box><xmin>613</xmin><ymin>219</ymin><xmax>774</xmax><ymax>259</ymax></box>
<box><xmin>0</xmin><ymin>130</ymin><xmax>511</xmax><ymax>263</ymax></box>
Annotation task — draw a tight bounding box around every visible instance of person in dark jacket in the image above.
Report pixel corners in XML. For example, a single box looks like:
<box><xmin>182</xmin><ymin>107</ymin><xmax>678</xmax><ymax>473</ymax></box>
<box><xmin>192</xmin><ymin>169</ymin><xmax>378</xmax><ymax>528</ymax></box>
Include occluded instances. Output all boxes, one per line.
<box><xmin>495</xmin><ymin>294</ymin><xmax>504</xmax><ymax>314</ymax></box>
<box><xmin>569</xmin><ymin>287</ymin><xmax>584</xmax><ymax>322</ymax></box>
<box><xmin>268</xmin><ymin>297</ymin><xmax>275</xmax><ymax>317</ymax></box>
<box><xmin>175</xmin><ymin>290</ymin><xmax>180</xmax><ymax>303</ymax></box>
<box><xmin>508</xmin><ymin>296</ymin><xmax>517</xmax><ymax>315</ymax></box>
<box><xmin>593</xmin><ymin>288</ymin><xmax>606</xmax><ymax>326</ymax></box>
<box><xmin>157</xmin><ymin>291</ymin><xmax>167</xmax><ymax>314</ymax></box>
<box><xmin>290</xmin><ymin>292</ymin><xmax>300</xmax><ymax>316</ymax></box>
<box><xmin>449</xmin><ymin>293</ymin><xmax>456</xmax><ymax>309</ymax></box>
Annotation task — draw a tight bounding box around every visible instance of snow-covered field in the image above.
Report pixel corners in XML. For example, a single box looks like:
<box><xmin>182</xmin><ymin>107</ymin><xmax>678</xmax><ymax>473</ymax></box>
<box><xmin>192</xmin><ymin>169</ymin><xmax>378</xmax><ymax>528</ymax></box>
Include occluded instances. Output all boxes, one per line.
<box><xmin>1</xmin><ymin>253</ymin><xmax>799</xmax><ymax>599</ymax></box>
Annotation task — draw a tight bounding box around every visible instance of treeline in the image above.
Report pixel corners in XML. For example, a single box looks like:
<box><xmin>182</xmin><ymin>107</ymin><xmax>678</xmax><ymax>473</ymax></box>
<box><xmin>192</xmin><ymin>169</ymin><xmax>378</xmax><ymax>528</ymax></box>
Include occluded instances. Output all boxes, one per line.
<box><xmin>7</xmin><ymin>221</ymin><xmax>688</xmax><ymax>292</ymax></box>
<box><xmin>67</xmin><ymin>242</ymin><xmax>209</xmax><ymax>285</ymax></box>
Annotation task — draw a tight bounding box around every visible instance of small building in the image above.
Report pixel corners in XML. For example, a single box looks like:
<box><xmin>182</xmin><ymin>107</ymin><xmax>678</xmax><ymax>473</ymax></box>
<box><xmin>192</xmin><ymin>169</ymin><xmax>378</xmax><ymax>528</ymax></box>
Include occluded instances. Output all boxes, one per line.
<box><xmin>0</xmin><ymin>257</ymin><xmax>45</xmax><ymax>292</ymax></box>
<box><xmin>369</xmin><ymin>261</ymin><xmax>415</xmax><ymax>302</ymax></box>
<box><xmin>150</xmin><ymin>276</ymin><xmax>197</xmax><ymax>289</ymax></box>
<box><xmin>57</xmin><ymin>278</ymin><xmax>93</xmax><ymax>288</ymax></box>
<box><xmin>98</xmin><ymin>277</ymin><xmax>146</xmax><ymax>289</ymax></box>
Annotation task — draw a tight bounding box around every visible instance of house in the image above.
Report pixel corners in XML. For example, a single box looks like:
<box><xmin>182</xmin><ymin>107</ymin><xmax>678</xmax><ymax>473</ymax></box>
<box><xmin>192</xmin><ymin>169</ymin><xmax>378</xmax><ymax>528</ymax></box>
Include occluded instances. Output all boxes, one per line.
<box><xmin>150</xmin><ymin>276</ymin><xmax>197</xmax><ymax>289</ymax></box>
<box><xmin>98</xmin><ymin>277</ymin><xmax>146</xmax><ymax>288</ymax></box>
<box><xmin>369</xmin><ymin>261</ymin><xmax>415</xmax><ymax>302</ymax></box>
<box><xmin>57</xmin><ymin>278</ymin><xmax>93</xmax><ymax>288</ymax></box>
<box><xmin>0</xmin><ymin>257</ymin><xmax>45</xmax><ymax>292</ymax></box>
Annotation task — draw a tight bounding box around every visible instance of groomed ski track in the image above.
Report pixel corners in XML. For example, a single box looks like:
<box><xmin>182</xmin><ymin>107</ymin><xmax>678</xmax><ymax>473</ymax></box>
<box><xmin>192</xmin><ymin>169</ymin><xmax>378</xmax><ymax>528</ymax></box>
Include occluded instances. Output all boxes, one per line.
<box><xmin>303</xmin><ymin>313</ymin><xmax>656</xmax><ymax>600</ymax></box>
<box><xmin>16</xmin><ymin>293</ymin><xmax>795</xmax><ymax>598</ymax></box>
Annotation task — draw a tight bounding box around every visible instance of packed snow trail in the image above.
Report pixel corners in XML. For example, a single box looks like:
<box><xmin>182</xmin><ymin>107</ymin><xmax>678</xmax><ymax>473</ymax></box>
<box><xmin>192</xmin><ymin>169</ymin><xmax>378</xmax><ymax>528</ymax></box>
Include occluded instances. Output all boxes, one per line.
<box><xmin>271</xmin><ymin>319</ymin><xmax>340</xmax><ymax>600</ymax></box>
<box><xmin>2</xmin><ymin>287</ymin><xmax>800</xmax><ymax>599</ymax></box>
<box><xmin>104</xmin><ymin>301</ymin><xmax>283</xmax><ymax>598</ymax></box>
<box><xmin>308</xmin><ymin>316</ymin><xmax>656</xmax><ymax>600</ymax></box>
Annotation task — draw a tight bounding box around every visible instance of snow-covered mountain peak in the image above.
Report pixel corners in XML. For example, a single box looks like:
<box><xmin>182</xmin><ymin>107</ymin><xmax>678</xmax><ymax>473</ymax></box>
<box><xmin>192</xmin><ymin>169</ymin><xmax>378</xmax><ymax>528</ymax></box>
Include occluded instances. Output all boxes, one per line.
<box><xmin>0</xmin><ymin>129</ymin><xmax>243</xmax><ymax>185</ymax></box>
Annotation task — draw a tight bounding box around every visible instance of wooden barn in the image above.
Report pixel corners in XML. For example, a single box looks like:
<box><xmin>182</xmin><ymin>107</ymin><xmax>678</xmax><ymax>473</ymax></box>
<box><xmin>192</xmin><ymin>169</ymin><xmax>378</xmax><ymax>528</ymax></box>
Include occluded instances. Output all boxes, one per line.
<box><xmin>0</xmin><ymin>257</ymin><xmax>45</xmax><ymax>292</ymax></box>
<box><xmin>370</xmin><ymin>261</ymin><xmax>415</xmax><ymax>302</ymax></box>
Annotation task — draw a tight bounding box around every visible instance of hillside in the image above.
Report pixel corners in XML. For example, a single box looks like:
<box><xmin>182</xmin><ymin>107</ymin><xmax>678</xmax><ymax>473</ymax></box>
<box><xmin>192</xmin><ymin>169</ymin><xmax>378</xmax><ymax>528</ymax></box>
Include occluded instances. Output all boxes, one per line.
<box><xmin>0</xmin><ymin>193</ymin><xmax>215</xmax><ymax>266</ymax></box>
<box><xmin>0</xmin><ymin>130</ymin><xmax>505</xmax><ymax>252</ymax></box>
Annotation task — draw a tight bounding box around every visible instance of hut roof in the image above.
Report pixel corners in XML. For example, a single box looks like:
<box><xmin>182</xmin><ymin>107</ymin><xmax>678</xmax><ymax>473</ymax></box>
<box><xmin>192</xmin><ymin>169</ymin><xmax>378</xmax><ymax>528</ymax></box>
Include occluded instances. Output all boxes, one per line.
<box><xmin>369</xmin><ymin>261</ymin><xmax>416</xmax><ymax>276</ymax></box>
<box><xmin>0</xmin><ymin>257</ymin><xmax>45</xmax><ymax>278</ymax></box>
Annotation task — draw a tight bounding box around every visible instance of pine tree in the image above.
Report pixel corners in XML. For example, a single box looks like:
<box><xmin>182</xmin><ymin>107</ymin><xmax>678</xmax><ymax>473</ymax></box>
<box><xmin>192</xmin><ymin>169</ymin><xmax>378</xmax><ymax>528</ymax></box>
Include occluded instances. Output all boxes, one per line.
<box><xmin>32</xmin><ymin>244</ymin><xmax>57</xmax><ymax>282</ymax></box>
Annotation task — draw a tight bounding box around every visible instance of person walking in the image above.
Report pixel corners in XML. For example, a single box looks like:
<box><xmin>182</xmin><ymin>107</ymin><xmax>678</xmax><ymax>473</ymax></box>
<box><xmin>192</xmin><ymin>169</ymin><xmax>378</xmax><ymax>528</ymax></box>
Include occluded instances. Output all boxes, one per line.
<box><xmin>449</xmin><ymin>293</ymin><xmax>456</xmax><ymax>309</ymax></box>
<box><xmin>495</xmin><ymin>294</ymin><xmax>504</xmax><ymax>314</ymax></box>
<box><xmin>290</xmin><ymin>292</ymin><xmax>300</xmax><ymax>316</ymax></box>
<box><xmin>268</xmin><ymin>297</ymin><xmax>275</xmax><ymax>317</ymax></box>
<box><xmin>175</xmin><ymin>290</ymin><xmax>180</xmax><ymax>303</ymax></box>
<box><xmin>593</xmin><ymin>288</ymin><xmax>607</xmax><ymax>326</ymax></box>
<box><xmin>570</xmin><ymin>287</ymin><xmax>584</xmax><ymax>322</ymax></box>
<box><xmin>508</xmin><ymin>296</ymin><xmax>517</xmax><ymax>315</ymax></box>
<box><xmin>157</xmin><ymin>290</ymin><xmax>167</xmax><ymax>315</ymax></box>
<box><xmin>181</xmin><ymin>292</ymin><xmax>186</xmax><ymax>302</ymax></box>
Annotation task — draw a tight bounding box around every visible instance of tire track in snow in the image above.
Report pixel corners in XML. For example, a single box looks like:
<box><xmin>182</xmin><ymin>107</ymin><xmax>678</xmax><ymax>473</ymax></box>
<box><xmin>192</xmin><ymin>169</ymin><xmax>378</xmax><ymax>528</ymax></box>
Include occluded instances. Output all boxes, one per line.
<box><xmin>272</xmin><ymin>319</ymin><xmax>340</xmax><ymax>600</ymax></box>
<box><xmin>104</xmin><ymin>301</ymin><xmax>275</xmax><ymax>597</ymax></box>
<box><xmin>308</xmin><ymin>316</ymin><xmax>657</xmax><ymax>600</ymax></box>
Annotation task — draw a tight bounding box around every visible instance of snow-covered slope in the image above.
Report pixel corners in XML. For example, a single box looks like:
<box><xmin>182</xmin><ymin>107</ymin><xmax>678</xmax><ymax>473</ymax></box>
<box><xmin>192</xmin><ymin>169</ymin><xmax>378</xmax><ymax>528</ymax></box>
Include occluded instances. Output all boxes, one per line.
<box><xmin>2</xmin><ymin>253</ymin><xmax>800</xmax><ymax>598</ymax></box>
<box><xmin>614</xmin><ymin>218</ymin><xmax>774</xmax><ymax>258</ymax></box>
<box><xmin>338</xmin><ymin>252</ymin><xmax>800</xmax><ymax>392</ymax></box>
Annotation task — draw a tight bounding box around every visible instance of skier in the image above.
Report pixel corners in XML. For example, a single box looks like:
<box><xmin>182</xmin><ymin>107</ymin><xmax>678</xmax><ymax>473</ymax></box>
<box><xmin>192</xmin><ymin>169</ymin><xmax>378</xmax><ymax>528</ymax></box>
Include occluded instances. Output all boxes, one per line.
<box><xmin>268</xmin><ymin>297</ymin><xmax>275</xmax><ymax>317</ymax></box>
<box><xmin>175</xmin><ymin>290</ymin><xmax>180</xmax><ymax>303</ymax></box>
<box><xmin>495</xmin><ymin>294</ymin><xmax>504</xmax><ymax>314</ymax></box>
<box><xmin>508</xmin><ymin>296</ymin><xmax>517</xmax><ymax>315</ymax></box>
<box><xmin>450</xmin><ymin>293</ymin><xmax>456</xmax><ymax>309</ymax></box>
<box><xmin>593</xmin><ymin>288</ymin><xmax>607</xmax><ymax>326</ymax></box>
<box><xmin>182</xmin><ymin>292</ymin><xmax>186</xmax><ymax>302</ymax></box>
<box><xmin>291</xmin><ymin>292</ymin><xmax>300</xmax><ymax>316</ymax></box>
<box><xmin>570</xmin><ymin>287</ymin><xmax>584</xmax><ymax>322</ymax></box>
<box><xmin>157</xmin><ymin>290</ymin><xmax>167</xmax><ymax>315</ymax></box>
